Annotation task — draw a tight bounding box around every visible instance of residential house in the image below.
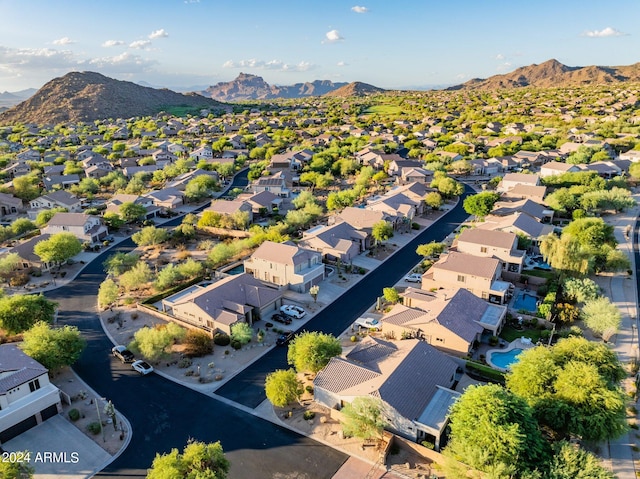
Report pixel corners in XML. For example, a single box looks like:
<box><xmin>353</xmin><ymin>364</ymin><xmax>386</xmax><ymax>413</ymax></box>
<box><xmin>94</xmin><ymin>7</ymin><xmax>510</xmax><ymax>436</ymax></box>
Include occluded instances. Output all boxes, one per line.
<box><xmin>167</xmin><ymin>169</ymin><xmax>219</xmax><ymax>191</ymax></box>
<box><xmin>469</xmin><ymin>159</ymin><xmax>502</xmax><ymax>176</ymax></box>
<box><xmin>387</xmin><ymin>159</ymin><xmax>422</xmax><ymax>177</ymax></box>
<box><xmin>539</xmin><ymin>161</ymin><xmax>580</xmax><ymax>178</ymax></box>
<box><xmin>477</xmin><ymin>212</ymin><xmax>555</xmax><ymax>248</ymax></box>
<box><xmin>313</xmin><ymin>337</ymin><xmax>460</xmax><ymax>450</ymax></box>
<box><xmin>7</xmin><ymin>234</ymin><xmax>55</xmax><ymax>272</ymax></box>
<box><xmin>160</xmin><ymin>273</ymin><xmax>283</xmax><ymax>335</ymax></box>
<box><xmin>496</xmin><ymin>173</ymin><xmax>540</xmax><ymax>193</ymax></box>
<box><xmin>122</xmin><ymin>165</ymin><xmax>159</xmax><ymax>178</ymax></box>
<box><xmin>189</xmin><ymin>146</ymin><xmax>214</xmax><ymax>161</ymax></box>
<box><xmin>206</xmin><ymin>199</ymin><xmax>253</xmax><ymax>224</ymax></box>
<box><xmin>41</xmin><ymin>212</ymin><xmax>108</xmax><ymax>244</ymax></box>
<box><xmin>0</xmin><ymin>344</ymin><xmax>62</xmax><ymax>444</ymax></box>
<box><xmin>582</xmin><ymin>161</ymin><xmax>622</xmax><ymax>179</ymax></box>
<box><xmin>28</xmin><ymin>190</ymin><xmax>82</xmax><ymax>219</ymax></box>
<box><xmin>454</xmin><ymin>228</ymin><xmax>525</xmax><ymax>273</ymax></box>
<box><xmin>299</xmin><ymin>222</ymin><xmax>367</xmax><ymax>262</ymax></box>
<box><xmin>500</xmin><ymin>184</ymin><xmax>547</xmax><ymax>203</ymax></box>
<box><xmin>422</xmin><ymin>251</ymin><xmax>511</xmax><ymax>304</ymax></box>
<box><xmin>491</xmin><ymin>199</ymin><xmax>554</xmax><ymax>224</ymax></box>
<box><xmin>252</xmin><ymin>171</ymin><xmax>290</xmax><ymax>198</ymax></box>
<box><xmin>42</xmin><ymin>174</ymin><xmax>80</xmax><ymax>191</ymax></box>
<box><xmin>244</xmin><ymin>241</ymin><xmax>324</xmax><ymax>293</ymax></box>
<box><xmin>236</xmin><ymin>191</ymin><xmax>283</xmax><ymax>216</ymax></box>
<box><xmin>105</xmin><ymin>194</ymin><xmax>159</xmax><ymax>220</ymax></box>
<box><xmin>400</xmin><ymin>167</ymin><xmax>432</xmax><ymax>184</ymax></box>
<box><xmin>384</xmin><ymin>288</ymin><xmax>507</xmax><ymax>354</ymax></box>
<box><xmin>619</xmin><ymin>150</ymin><xmax>640</xmax><ymax>162</ymax></box>
<box><xmin>144</xmin><ymin>187</ymin><xmax>185</xmax><ymax>211</ymax></box>
<box><xmin>0</xmin><ymin>192</ymin><xmax>23</xmax><ymax>217</ymax></box>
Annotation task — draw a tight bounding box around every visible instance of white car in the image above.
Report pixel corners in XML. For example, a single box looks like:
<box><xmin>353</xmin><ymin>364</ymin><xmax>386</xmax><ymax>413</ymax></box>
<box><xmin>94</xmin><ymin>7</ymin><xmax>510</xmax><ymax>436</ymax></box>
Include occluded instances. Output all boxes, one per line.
<box><xmin>354</xmin><ymin>317</ymin><xmax>381</xmax><ymax>331</ymax></box>
<box><xmin>132</xmin><ymin>360</ymin><xmax>154</xmax><ymax>375</ymax></box>
<box><xmin>280</xmin><ymin>304</ymin><xmax>306</xmax><ymax>319</ymax></box>
<box><xmin>404</xmin><ymin>273</ymin><xmax>422</xmax><ymax>283</ymax></box>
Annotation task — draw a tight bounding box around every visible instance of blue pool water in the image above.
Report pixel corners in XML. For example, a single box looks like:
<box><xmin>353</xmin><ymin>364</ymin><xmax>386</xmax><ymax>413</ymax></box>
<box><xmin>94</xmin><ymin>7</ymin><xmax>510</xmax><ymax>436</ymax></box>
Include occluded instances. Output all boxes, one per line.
<box><xmin>490</xmin><ymin>348</ymin><xmax>524</xmax><ymax>369</ymax></box>
<box><xmin>225</xmin><ymin>264</ymin><xmax>245</xmax><ymax>275</ymax></box>
<box><xmin>513</xmin><ymin>292</ymin><xmax>538</xmax><ymax>312</ymax></box>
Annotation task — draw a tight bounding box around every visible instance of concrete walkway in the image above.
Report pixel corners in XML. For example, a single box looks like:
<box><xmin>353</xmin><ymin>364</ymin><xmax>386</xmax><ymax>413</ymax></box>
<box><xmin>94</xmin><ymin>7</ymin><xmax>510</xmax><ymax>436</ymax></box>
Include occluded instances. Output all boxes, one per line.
<box><xmin>596</xmin><ymin>195</ymin><xmax>640</xmax><ymax>479</ymax></box>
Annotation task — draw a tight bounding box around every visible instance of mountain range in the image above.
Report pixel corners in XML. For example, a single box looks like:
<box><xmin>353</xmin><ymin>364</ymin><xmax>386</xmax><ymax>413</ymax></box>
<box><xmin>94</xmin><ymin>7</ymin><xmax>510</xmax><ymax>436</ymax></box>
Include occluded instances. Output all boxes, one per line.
<box><xmin>448</xmin><ymin>59</ymin><xmax>640</xmax><ymax>90</ymax></box>
<box><xmin>200</xmin><ymin>73</ymin><xmax>351</xmax><ymax>101</ymax></box>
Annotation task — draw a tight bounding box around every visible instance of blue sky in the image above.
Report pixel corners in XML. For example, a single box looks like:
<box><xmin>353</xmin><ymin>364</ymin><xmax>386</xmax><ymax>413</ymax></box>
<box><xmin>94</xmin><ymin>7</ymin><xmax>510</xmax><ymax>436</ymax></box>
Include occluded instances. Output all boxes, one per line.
<box><xmin>0</xmin><ymin>0</ymin><xmax>639</xmax><ymax>92</ymax></box>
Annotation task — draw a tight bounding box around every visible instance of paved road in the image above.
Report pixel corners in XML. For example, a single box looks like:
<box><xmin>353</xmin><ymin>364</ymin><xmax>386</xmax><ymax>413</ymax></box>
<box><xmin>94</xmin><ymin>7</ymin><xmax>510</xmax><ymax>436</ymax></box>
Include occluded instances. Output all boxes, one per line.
<box><xmin>45</xmin><ymin>180</ymin><xmax>471</xmax><ymax>478</ymax></box>
<box><xmin>216</xmin><ymin>185</ymin><xmax>473</xmax><ymax>408</ymax></box>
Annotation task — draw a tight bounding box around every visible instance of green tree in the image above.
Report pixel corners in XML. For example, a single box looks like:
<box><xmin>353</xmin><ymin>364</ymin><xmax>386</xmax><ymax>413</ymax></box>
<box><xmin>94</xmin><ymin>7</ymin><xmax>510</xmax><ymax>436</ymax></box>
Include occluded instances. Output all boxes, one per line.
<box><xmin>12</xmin><ymin>174</ymin><xmax>41</xmax><ymax>201</ymax></box>
<box><xmin>581</xmin><ymin>297</ymin><xmax>621</xmax><ymax>341</ymax></box>
<box><xmin>444</xmin><ymin>384</ymin><xmax>548</xmax><ymax>477</ymax></box>
<box><xmin>0</xmin><ymin>456</ymin><xmax>34</xmax><ymax>478</ymax></box>
<box><xmin>35</xmin><ymin>207</ymin><xmax>68</xmax><ymax>226</ymax></box>
<box><xmin>34</xmin><ymin>233</ymin><xmax>82</xmax><ymax>267</ymax></box>
<box><xmin>371</xmin><ymin>220</ymin><xmax>393</xmax><ymax>247</ymax></box>
<box><xmin>175</xmin><ymin>258</ymin><xmax>204</xmax><ymax>279</ymax></box>
<box><xmin>562</xmin><ymin>277</ymin><xmax>599</xmax><ymax>304</ymax></box>
<box><xmin>506</xmin><ymin>337</ymin><xmax>627</xmax><ymax>442</ymax></box>
<box><xmin>265</xmin><ymin>368</ymin><xmax>302</xmax><ymax>407</ymax></box>
<box><xmin>463</xmin><ymin>192</ymin><xmax>500</xmax><ymax>219</ymax></box>
<box><xmin>104</xmin><ymin>252</ymin><xmax>139</xmax><ymax>276</ymax></box>
<box><xmin>129</xmin><ymin>322</ymin><xmax>186</xmax><ymax>361</ymax></box>
<box><xmin>0</xmin><ymin>294</ymin><xmax>57</xmax><ymax>334</ymax></box>
<box><xmin>416</xmin><ymin>241</ymin><xmax>445</xmax><ymax>259</ymax></box>
<box><xmin>154</xmin><ymin>264</ymin><xmax>182</xmax><ymax>290</ymax></box>
<box><xmin>11</xmin><ymin>217</ymin><xmax>37</xmax><ymax>236</ymax></box>
<box><xmin>383</xmin><ymin>287</ymin><xmax>401</xmax><ymax>304</ymax></box>
<box><xmin>546</xmin><ymin>441</ymin><xmax>614</xmax><ymax>479</ymax></box>
<box><xmin>119</xmin><ymin>261</ymin><xmax>152</xmax><ymax>291</ymax></box>
<box><xmin>341</xmin><ymin>396</ymin><xmax>387</xmax><ymax>441</ymax></box>
<box><xmin>424</xmin><ymin>191</ymin><xmax>443</xmax><ymax>210</ymax></box>
<box><xmin>98</xmin><ymin>278</ymin><xmax>119</xmax><ymax>308</ymax></box>
<box><xmin>119</xmin><ymin>202</ymin><xmax>147</xmax><ymax>223</ymax></box>
<box><xmin>132</xmin><ymin>225</ymin><xmax>169</xmax><ymax>247</ymax></box>
<box><xmin>287</xmin><ymin>331</ymin><xmax>341</xmax><ymax>373</ymax></box>
<box><xmin>20</xmin><ymin>321</ymin><xmax>85</xmax><ymax>371</ymax></box>
<box><xmin>103</xmin><ymin>212</ymin><xmax>125</xmax><ymax>230</ymax></box>
<box><xmin>230</xmin><ymin>322</ymin><xmax>253</xmax><ymax>345</ymax></box>
<box><xmin>0</xmin><ymin>252</ymin><xmax>21</xmax><ymax>285</ymax></box>
<box><xmin>146</xmin><ymin>439</ymin><xmax>230</xmax><ymax>479</ymax></box>
<box><xmin>185</xmin><ymin>175</ymin><xmax>219</xmax><ymax>202</ymax></box>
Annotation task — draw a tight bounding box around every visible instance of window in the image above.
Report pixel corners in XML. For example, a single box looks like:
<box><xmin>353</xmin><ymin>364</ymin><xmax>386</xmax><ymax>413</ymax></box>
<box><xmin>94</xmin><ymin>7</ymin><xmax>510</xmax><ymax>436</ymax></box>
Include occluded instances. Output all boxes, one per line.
<box><xmin>457</xmin><ymin>275</ymin><xmax>465</xmax><ymax>283</ymax></box>
<box><xmin>480</xmin><ymin>247</ymin><xmax>487</xmax><ymax>253</ymax></box>
<box><xmin>28</xmin><ymin>378</ymin><xmax>41</xmax><ymax>393</ymax></box>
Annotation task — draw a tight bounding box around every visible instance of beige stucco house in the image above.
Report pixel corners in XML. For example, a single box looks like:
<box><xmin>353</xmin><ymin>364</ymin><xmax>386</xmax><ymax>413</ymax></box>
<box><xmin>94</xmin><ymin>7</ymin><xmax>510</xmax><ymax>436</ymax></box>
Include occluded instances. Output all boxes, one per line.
<box><xmin>454</xmin><ymin>228</ymin><xmax>525</xmax><ymax>274</ymax></box>
<box><xmin>244</xmin><ymin>241</ymin><xmax>324</xmax><ymax>293</ymax></box>
<box><xmin>41</xmin><ymin>212</ymin><xmax>108</xmax><ymax>244</ymax></box>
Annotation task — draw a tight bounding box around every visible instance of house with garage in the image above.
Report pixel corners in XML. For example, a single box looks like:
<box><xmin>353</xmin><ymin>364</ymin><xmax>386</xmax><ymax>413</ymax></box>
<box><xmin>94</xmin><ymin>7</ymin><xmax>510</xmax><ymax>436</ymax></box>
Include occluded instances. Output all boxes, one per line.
<box><xmin>382</xmin><ymin>288</ymin><xmax>507</xmax><ymax>355</ymax></box>
<box><xmin>205</xmin><ymin>199</ymin><xmax>253</xmax><ymax>224</ymax></box>
<box><xmin>105</xmin><ymin>194</ymin><xmax>160</xmax><ymax>220</ymax></box>
<box><xmin>252</xmin><ymin>171</ymin><xmax>291</xmax><ymax>198</ymax></box>
<box><xmin>313</xmin><ymin>337</ymin><xmax>461</xmax><ymax>450</ymax></box>
<box><xmin>496</xmin><ymin>172</ymin><xmax>540</xmax><ymax>193</ymax></box>
<box><xmin>236</xmin><ymin>190</ymin><xmax>283</xmax><ymax>216</ymax></box>
<box><xmin>160</xmin><ymin>273</ymin><xmax>283</xmax><ymax>335</ymax></box>
<box><xmin>477</xmin><ymin>212</ymin><xmax>555</xmax><ymax>249</ymax></box>
<box><xmin>0</xmin><ymin>344</ymin><xmax>62</xmax><ymax>445</ymax></box>
<box><xmin>0</xmin><ymin>192</ymin><xmax>23</xmax><ymax>217</ymax></box>
<box><xmin>298</xmin><ymin>222</ymin><xmax>367</xmax><ymax>262</ymax></box>
<box><xmin>6</xmin><ymin>234</ymin><xmax>56</xmax><ymax>272</ymax></box>
<box><xmin>144</xmin><ymin>187</ymin><xmax>185</xmax><ymax>211</ymax></box>
<box><xmin>29</xmin><ymin>190</ymin><xmax>82</xmax><ymax>218</ymax></box>
<box><xmin>244</xmin><ymin>241</ymin><xmax>324</xmax><ymax>293</ymax></box>
<box><xmin>41</xmin><ymin>212</ymin><xmax>108</xmax><ymax>245</ymax></box>
<box><xmin>539</xmin><ymin>161</ymin><xmax>581</xmax><ymax>178</ymax></box>
<box><xmin>421</xmin><ymin>251</ymin><xmax>512</xmax><ymax>305</ymax></box>
<box><xmin>454</xmin><ymin>228</ymin><xmax>525</xmax><ymax>274</ymax></box>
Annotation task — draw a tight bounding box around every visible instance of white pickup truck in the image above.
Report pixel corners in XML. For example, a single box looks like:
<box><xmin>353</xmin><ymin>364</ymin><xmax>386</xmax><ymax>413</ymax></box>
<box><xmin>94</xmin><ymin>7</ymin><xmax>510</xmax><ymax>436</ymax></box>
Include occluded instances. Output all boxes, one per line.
<box><xmin>354</xmin><ymin>317</ymin><xmax>381</xmax><ymax>330</ymax></box>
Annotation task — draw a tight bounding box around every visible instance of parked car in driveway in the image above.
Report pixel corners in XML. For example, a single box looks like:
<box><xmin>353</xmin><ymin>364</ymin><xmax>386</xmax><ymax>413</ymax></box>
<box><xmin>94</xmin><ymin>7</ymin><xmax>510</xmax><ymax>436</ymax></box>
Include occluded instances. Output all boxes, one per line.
<box><xmin>354</xmin><ymin>317</ymin><xmax>381</xmax><ymax>331</ymax></box>
<box><xmin>404</xmin><ymin>273</ymin><xmax>422</xmax><ymax>283</ymax></box>
<box><xmin>280</xmin><ymin>305</ymin><xmax>306</xmax><ymax>319</ymax></box>
<box><xmin>132</xmin><ymin>360</ymin><xmax>154</xmax><ymax>375</ymax></box>
<box><xmin>276</xmin><ymin>331</ymin><xmax>295</xmax><ymax>346</ymax></box>
<box><xmin>112</xmin><ymin>345</ymin><xmax>135</xmax><ymax>363</ymax></box>
<box><xmin>271</xmin><ymin>313</ymin><xmax>292</xmax><ymax>325</ymax></box>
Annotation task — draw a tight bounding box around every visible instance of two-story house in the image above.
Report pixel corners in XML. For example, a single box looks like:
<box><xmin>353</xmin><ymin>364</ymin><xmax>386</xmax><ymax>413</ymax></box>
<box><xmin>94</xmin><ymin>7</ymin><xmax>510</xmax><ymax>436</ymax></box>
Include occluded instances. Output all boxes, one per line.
<box><xmin>0</xmin><ymin>344</ymin><xmax>62</xmax><ymax>444</ymax></box>
<box><xmin>244</xmin><ymin>241</ymin><xmax>324</xmax><ymax>293</ymax></box>
<box><xmin>28</xmin><ymin>190</ymin><xmax>83</xmax><ymax>219</ymax></box>
<box><xmin>41</xmin><ymin>212</ymin><xmax>108</xmax><ymax>244</ymax></box>
<box><xmin>454</xmin><ymin>228</ymin><xmax>525</xmax><ymax>274</ymax></box>
<box><xmin>422</xmin><ymin>251</ymin><xmax>511</xmax><ymax>304</ymax></box>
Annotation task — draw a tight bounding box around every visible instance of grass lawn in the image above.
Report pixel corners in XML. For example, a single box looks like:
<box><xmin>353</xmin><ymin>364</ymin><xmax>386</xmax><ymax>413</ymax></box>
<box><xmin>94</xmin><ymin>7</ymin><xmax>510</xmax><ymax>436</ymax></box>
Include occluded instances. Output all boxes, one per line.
<box><xmin>500</xmin><ymin>325</ymin><xmax>543</xmax><ymax>343</ymax></box>
<box><xmin>363</xmin><ymin>104</ymin><xmax>403</xmax><ymax>115</ymax></box>
<box><xmin>521</xmin><ymin>269</ymin><xmax>555</xmax><ymax>280</ymax></box>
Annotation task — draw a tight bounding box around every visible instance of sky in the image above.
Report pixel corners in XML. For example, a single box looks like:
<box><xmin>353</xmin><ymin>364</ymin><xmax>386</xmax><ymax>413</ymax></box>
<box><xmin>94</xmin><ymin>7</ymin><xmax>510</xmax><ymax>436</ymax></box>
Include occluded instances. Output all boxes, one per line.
<box><xmin>1</xmin><ymin>0</ymin><xmax>639</xmax><ymax>92</ymax></box>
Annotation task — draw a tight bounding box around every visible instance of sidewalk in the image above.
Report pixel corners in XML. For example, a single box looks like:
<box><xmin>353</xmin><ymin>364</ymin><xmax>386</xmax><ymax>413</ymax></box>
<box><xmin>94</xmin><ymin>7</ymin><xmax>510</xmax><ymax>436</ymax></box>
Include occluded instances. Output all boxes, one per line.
<box><xmin>596</xmin><ymin>194</ymin><xmax>640</xmax><ymax>479</ymax></box>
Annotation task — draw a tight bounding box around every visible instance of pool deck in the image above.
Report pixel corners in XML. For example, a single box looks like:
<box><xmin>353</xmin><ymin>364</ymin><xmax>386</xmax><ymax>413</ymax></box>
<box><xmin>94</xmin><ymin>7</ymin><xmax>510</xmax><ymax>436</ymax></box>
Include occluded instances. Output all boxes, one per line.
<box><xmin>486</xmin><ymin>337</ymin><xmax>535</xmax><ymax>372</ymax></box>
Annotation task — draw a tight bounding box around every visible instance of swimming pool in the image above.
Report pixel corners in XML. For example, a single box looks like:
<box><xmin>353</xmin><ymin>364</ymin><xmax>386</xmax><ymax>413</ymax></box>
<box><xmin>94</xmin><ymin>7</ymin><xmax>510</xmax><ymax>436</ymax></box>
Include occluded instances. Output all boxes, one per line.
<box><xmin>224</xmin><ymin>264</ymin><xmax>245</xmax><ymax>275</ymax></box>
<box><xmin>513</xmin><ymin>292</ymin><xmax>538</xmax><ymax>312</ymax></box>
<box><xmin>489</xmin><ymin>348</ymin><xmax>524</xmax><ymax>370</ymax></box>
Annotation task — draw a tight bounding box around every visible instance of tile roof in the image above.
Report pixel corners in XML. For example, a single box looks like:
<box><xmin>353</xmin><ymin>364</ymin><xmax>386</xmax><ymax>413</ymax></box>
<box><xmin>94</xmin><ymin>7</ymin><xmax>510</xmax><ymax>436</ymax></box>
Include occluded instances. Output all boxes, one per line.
<box><xmin>0</xmin><ymin>344</ymin><xmax>48</xmax><ymax>395</ymax></box>
<box><xmin>432</xmin><ymin>251</ymin><xmax>500</xmax><ymax>279</ymax></box>
<box><xmin>249</xmin><ymin>241</ymin><xmax>320</xmax><ymax>267</ymax></box>
<box><xmin>457</xmin><ymin>228</ymin><xmax>516</xmax><ymax>250</ymax></box>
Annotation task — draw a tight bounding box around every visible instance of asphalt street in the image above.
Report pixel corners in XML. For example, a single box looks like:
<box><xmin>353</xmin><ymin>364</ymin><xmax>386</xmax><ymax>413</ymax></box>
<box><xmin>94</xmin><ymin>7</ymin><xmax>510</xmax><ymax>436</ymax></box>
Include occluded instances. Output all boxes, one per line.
<box><xmin>44</xmin><ymin>177</ymin><xmax>471</xmax><ymax>478</ymax></box>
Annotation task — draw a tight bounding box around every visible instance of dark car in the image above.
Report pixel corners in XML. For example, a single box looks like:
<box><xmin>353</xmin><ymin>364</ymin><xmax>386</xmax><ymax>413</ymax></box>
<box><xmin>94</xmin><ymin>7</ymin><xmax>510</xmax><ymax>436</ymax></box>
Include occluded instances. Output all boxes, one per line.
<box><xmin>276</xmin><ymin>331</ymin><xmax>295</xmax><ymax>346</ymax></box>
<box><xmin>112</xmin><ymin>345</ymin><xmax>135</xmax><ymax>363</ymax></box>
<box><xmin>271</xmin><ymin>313</ymin><xmax>292</xmax><ymax>325</ymax></box>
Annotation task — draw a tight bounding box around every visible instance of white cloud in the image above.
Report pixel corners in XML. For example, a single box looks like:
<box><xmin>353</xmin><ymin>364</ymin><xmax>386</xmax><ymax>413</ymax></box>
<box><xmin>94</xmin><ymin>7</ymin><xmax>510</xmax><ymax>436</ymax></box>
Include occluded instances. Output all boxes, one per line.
<box><xmin>496</xmin><ymin>62</ymin><xmax>512</xmax><ymax>72</ymax></box>
<box><xmin>337</xmin><ymin>61</ymin><xmax>348</xmax><ymax>67</ymax></box>
<box><xmin>351</xmin><ymin>5</ymin><xmax>368</xmax><ymax>13</ymax></box>
<box><xmin>102</xmin><ymin>40</ymin><xmax>125</xmax><ymax>48</ymax></box>
<box><xmin>86</xmin><ymin>52</ymin><xmax>157</xmax><ymax>74</ymax></box>
<box><xmin>129</xmin><ymin>40</ymin><xmax>152</xmax><ymax>49</ymax></box>
<box><xmin>222</xmin><ymin>58</ymin><xmax>315</xmax><ymax>72</ymax></box>
<box><xmin>149</xmin><ymin>29</ymin><xmax>169</xmax><ymax>39</ymax></box>
<box><xmin>324</xmin><ymin>29</ymin><xmax>344</xmax><ymax>43</ymax></box>
<box><xmin>583</xmin><ymin>27</ymin><xmax>627</xmax><ymax>37</ymax></box>
<box><xmin>455</xmin><ymin>73</ymin><xmax>468</xmax><ymax>80</ymax></box>
<box><xmin>495</xmin><ymin>53</ymin><xmax>505</xmax><ymax>61</ymax></box>
<box><xmin>0</xmin><ymin>46</ymin><xmax>78</xmax><ymax>72</ymax></box>
<box><xmin>53</xmin><ymin>37</ymin><xmax>74</xmax><ymax>46</ymax></box>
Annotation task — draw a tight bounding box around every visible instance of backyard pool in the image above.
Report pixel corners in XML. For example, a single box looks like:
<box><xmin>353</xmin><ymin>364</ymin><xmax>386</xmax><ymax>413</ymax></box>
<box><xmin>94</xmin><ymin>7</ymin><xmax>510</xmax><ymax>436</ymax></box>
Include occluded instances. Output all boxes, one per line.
<box><xmin>224</xmin><ymin>264</ymin><xmax>245</xmax><ymax>275</ymax></box>
<box><xmin>488</xmin><ymin>348</ymin><xmax>524</xmax><ymax>370</ymax></box>
<box><xmin>513</xmin><ymin>291</ymin><xmax>538</xmax><ymax>312</ymax></box>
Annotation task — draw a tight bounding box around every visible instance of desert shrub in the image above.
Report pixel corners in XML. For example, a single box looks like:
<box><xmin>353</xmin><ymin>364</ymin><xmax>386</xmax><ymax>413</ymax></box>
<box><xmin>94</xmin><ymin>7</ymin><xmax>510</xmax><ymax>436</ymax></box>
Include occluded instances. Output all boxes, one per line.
<box><xmin>183</xmin><ymin>329</ymin><xmax>213</xmax><ymax>357</ymax></box>
<box><xmin>87</xmin><ymin>422</ymin><xmax>102</xmax><ymax>435</ymax></box>
<box><xmin>488</xmin><ymin>335</ymin><xmax>499</xmax><ymax>346</ymax></box>
<box><xmin>231</xmin><ymin>340</ymin><xmax>242</xmax><ymax>350</ymax></box>
<box><xmin>177</xmin><ymin>357</ymin><xmax>193</xmax><ymax>368</ymax></box>
<box><xmin>305</xmin><ymin>385</ymin><xmax>314</xmax><ymax>393</ymax></box>
<box><xmin>303</xmin><ymin>411</ymin><xmax>316</xmax><ymax>420</ymax></box>
<box><xmin>68</xmin><ymin>408</ymin><xmax>80</xmax><ymax>421</ymax></box>
<box><xmin>421</xmin><ymin>441</ymin><xmax>435</xmax><ymax>450</ymax></box>
<box><xmin>9</xmin><ymin>271</ymin><xmax>29</xmax><ymax>287</ymax></box>
<box><xmin>213</xmin><ymin>332</ymin><xmax>231</xmax><ymax>346</ymax></box>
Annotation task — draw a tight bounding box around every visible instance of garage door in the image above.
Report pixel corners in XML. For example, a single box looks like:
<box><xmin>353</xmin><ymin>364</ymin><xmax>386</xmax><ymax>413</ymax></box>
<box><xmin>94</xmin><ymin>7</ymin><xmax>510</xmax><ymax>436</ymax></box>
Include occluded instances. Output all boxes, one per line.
<box><xmin>40</xmin><ymin>404</ymin><xmax>59</xmax><ymax>422</ymax></box>
<box><xmin>0</xmin><ymin>415</ymin><xmax>37</xmax><ymax>444</ymax></box>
